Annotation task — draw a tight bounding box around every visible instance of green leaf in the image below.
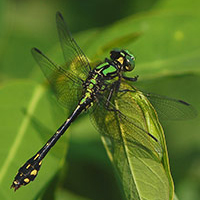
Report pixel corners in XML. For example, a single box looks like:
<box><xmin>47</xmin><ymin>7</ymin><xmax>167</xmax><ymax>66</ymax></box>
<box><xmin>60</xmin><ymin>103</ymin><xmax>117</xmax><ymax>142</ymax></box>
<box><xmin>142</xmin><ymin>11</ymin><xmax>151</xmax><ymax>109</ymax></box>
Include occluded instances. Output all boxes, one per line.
<box><xmin>76</xmin><ymin>9</ymin><xmax>200</xmax><ymax>80</ymax></box>
<box><xmin>173</xmin><ymin>193</ymin><xmax>179</xmax><ymax>200</ymax></box>
<box><xmin>98</xmin><ymin>82</ymin><xmax>174</xmax><ymax>200</ymax></box>
<box><xmin>55</xmin><ymin>189</ymin><xmax>92</xmax><ymax>200</ymax></box>
<box><xmin>0</xmin><ymin>81</ymin><xmax>68</xmax><ymax>200</ymax></box>
<box><xmin>155</xmin><ymin>0</ymin><xmax>200</xmax><ymax>14</ymax></box>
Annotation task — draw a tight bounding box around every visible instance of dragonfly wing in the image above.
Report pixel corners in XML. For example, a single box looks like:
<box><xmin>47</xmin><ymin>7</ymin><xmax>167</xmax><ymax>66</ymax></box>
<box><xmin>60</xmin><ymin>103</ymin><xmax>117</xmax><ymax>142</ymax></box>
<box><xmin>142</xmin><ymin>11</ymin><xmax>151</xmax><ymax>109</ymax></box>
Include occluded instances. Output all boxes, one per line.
<box><xmin>32</xmin><ymin>48</ymin><xmax>83</xmax><ymax>110</ymax></box>
<box><xmin>144</xmin><ymin>92</ymin><xmax>197</xmax><ymax>120</ymax></box>
<box><xmin>90</xmin><ymin>88</ymin><xmax>162</xmax><ymax>159</ymax></box>
<box><xmin>56</xmin><ymin>12</ymin><xmax>91</xmax><ymax>80</ymax></box>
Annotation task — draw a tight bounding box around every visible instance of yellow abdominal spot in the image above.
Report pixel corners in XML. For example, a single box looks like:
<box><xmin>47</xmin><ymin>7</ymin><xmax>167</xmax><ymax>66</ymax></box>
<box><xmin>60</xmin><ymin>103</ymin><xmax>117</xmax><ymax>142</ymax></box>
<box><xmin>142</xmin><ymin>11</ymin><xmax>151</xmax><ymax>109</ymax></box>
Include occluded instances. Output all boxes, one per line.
<box><xmin>26</xmin><ymin>164</ymin><xmax>31</xmax><ymax>169</ymax></box>
<box><xmin>24</xmin><ymin>178</ymin><xmax>30</xmax><ymax>183</ymax></box>
<box><xmin>30</xmin><ymin>169</ymin><xmax>38</xmax><ymax>176</ymax></box>
<box><xmin>34</xmin><ymin>154</ymin><xmax>40</xmax><ymax>160</ymax></box>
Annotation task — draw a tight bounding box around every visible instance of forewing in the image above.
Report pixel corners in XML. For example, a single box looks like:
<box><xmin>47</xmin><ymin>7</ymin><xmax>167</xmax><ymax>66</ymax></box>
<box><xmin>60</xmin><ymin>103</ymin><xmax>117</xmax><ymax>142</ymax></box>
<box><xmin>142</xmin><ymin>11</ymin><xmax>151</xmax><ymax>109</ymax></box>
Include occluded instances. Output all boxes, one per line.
<box><xmin>31</xmin><ymin>48</ymin><xmax>83</xmax><ymax>110</ymax></box>
<box><xmin>56</xmin><ymin>12</ymin><xmax>91</xmax><ymax>80</ymax></box>
<box><xmin>144</xmin><ymin>92</ymin><xmax>197</xmax><ymax>120</ymax></box>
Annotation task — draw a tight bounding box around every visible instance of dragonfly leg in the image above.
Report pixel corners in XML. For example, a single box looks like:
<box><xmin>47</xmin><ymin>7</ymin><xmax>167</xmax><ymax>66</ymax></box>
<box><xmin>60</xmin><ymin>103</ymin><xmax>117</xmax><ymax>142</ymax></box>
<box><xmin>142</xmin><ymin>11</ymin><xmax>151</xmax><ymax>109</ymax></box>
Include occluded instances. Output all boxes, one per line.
<box><xmin>117</xmin><ymin>89</ymin><xmax>136</xmax><ymax>100</ymax></box>
<box><xmin>122</xmin><ymin>75</ymin><xmax>139</xmax><ymax>82</ymax></box>
<box><xmin>118</xmin><ymin>89</ymin><xmax>135</xmax><ymax>93</ymax></box>
<box><xmin>105</xmin><ymin>88</ymin><xmax>115</xmax><ymax>111</ymax></box>
<box><xmin>104</xmin><ymin>81</ymin><xmax>136</xmax><ymax>111</ymax></box>
<box><xmin>105</xmin><ymin>81</ymin><xmax>121</xmax><ymax>111</ymax></box>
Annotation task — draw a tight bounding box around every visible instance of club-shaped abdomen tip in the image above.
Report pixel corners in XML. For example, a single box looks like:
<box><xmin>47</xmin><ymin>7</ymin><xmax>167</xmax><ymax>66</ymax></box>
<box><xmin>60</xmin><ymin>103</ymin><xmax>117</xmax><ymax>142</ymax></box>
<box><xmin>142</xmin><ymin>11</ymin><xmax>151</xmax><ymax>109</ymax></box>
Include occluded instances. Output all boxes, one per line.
<box><xmin>11</xmin><ymin>168</ymin><xmax>39</xmax><ymax>191</ymax></box>
<box><xmin>10</xmin><ymin>179</ymin><xmax>23</xmax><ymax>192</ymax></box>
<box><xmin>11</xmin><ymin>180</ymin><xmax>22</xmax><ymax>192</ymax></box>
<box><xmin>11</xmin><ymin>154</ymin><xmax>42</xmax><ymax>191</ymax></box>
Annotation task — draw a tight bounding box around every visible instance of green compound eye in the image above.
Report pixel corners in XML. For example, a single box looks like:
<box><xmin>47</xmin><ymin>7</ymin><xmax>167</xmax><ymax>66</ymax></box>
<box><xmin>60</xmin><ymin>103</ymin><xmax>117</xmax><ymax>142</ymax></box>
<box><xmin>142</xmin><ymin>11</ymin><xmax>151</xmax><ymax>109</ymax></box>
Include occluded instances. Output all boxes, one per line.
<box><xmin>124</xmin><ymin>50</ymin><xmax>134</xmax><ymax>58</ymax></box>
<box><xmin>124</xmin><ymin>54</ymin><xmax>135</xmax><ymax>71</ymax></box>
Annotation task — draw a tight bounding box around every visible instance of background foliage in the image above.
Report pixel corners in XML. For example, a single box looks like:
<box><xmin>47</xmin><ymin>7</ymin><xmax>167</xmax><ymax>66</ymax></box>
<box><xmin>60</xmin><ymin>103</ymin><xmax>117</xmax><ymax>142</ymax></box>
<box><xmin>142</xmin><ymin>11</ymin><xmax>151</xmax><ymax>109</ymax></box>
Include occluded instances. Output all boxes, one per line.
<box><xmin>0</xmin><ymin>0</ymin><xmax>199</xmax><ymax>200</ymax></box>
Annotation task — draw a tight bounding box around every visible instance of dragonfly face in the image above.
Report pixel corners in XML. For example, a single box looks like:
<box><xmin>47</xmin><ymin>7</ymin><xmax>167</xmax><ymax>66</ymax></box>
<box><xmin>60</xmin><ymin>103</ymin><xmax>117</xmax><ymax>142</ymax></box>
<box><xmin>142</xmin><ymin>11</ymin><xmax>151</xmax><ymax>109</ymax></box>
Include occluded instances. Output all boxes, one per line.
<box><xmin>110</xmin><ymin>49</ymin><xmax>135</xmax><ymax>72</ymax></box>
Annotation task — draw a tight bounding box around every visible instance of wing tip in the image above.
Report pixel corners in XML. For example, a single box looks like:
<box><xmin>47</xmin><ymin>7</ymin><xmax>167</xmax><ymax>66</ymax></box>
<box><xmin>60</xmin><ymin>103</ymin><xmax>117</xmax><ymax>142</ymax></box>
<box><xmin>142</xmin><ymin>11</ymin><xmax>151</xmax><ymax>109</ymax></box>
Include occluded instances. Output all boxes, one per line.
<box><xmin>56</xmin><ymin>11</ymin><xmax>63</xmax><ymax>20</ymax></box>
<box><xmin>31</xmin><ymin>47</ymin><xmax>42</xmax><ymax>55</ymax></box>
<box><xmin>178</xmin><ymin>100</ymin><xmax>198</xmax><ymax>118</ymax></box>
<box><xmin>178</xmin><ymin>99</ymin><xmax>190</xmax><ymax>106</ymax></box>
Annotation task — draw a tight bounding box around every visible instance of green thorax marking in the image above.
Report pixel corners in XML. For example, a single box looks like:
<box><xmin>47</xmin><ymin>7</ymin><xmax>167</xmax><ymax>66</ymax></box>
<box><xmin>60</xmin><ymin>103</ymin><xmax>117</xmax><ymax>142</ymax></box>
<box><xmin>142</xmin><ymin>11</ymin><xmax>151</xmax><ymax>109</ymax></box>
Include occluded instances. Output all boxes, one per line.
<box><xmin>96</xmin><ymin>62</ymin><xmax>109</xmax><ymax>70</ymax></box>
<box><xmin>95</xmin><ymin>62</ymin><xmax>117</xmax><ymax>76</ymax></box>
<box><xmin>102</xmin><ymin>65</ymin><xmax>117</xmax><ymax>76</ymax></box>
<box><xmin>91</xmin><ymin>79</ymin><xmax>97</xmax><ymax>84</ymax></box>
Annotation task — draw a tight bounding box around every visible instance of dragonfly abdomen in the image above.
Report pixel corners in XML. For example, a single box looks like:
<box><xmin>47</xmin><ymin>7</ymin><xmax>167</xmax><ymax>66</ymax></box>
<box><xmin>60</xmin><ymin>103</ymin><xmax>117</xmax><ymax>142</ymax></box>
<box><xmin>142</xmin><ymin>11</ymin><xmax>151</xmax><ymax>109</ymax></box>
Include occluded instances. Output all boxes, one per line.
<box><xmin>11</xmin><ymin>104</ymin><xmax>84</xmax><ymax>191</ymax></box>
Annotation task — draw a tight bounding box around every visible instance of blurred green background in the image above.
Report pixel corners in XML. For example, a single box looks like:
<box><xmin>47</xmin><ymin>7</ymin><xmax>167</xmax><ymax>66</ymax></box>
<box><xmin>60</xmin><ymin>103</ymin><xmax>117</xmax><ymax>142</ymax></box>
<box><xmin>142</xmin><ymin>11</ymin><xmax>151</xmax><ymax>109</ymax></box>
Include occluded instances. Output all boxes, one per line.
<box><xmin>0</xmin><ymin>0</ymin><xmax>199</xmax><ymax>200</ymax></box>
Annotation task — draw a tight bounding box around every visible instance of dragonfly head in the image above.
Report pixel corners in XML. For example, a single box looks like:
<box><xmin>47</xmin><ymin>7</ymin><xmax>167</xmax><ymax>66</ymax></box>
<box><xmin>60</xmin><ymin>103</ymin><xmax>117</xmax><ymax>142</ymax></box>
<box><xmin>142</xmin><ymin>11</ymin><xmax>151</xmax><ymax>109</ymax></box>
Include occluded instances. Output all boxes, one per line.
<box><xmin>110</xmin><ymin>48</ymin><xmax>135</xmax><ymax>72</ymax></box>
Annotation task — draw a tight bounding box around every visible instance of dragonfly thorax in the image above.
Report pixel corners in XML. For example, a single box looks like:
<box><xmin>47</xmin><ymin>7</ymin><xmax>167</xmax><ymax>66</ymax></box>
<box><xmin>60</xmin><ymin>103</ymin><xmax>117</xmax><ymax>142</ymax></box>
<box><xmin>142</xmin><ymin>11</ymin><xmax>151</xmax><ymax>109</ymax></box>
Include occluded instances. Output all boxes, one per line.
<box><xmin>80</xmin><ymin>61</ymin><xmax>120</xmax><ymax>108</ymax></box>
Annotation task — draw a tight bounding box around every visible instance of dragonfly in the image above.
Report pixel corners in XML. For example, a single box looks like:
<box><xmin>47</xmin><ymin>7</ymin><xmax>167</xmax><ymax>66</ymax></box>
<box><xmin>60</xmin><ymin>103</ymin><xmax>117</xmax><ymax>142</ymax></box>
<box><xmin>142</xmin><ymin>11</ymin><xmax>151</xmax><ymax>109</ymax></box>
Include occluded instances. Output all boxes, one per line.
<box><xmin>11</xmin><ymin>12</ymin><xmax>196</xmax><ymax>191</ymax></box>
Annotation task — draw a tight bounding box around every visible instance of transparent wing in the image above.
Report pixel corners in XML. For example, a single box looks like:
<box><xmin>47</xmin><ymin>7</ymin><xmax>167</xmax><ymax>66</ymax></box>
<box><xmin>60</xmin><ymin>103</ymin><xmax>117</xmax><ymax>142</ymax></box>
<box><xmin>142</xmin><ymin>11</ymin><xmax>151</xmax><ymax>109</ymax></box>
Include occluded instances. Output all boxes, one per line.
<box><xmin>56</xmin><ymin>12</ymin><xmax>91</xmax><ymax>80</ymax></box>
<box><xmin>31</xmin><ymin>48</ymin><xmax>83</xmax><ymax>110</ymax></box>
<box><xmin>144</xmin><ymin>92</ymin><xmax>197</xmax><ymax>120</ymax></box>
<box><xmin>90</xmin><ymin>87</ymin><xmax>162</xmax><ymax>159</ymax></box>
